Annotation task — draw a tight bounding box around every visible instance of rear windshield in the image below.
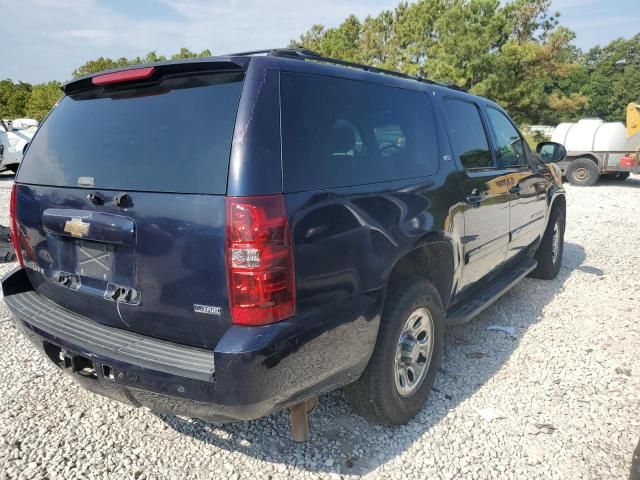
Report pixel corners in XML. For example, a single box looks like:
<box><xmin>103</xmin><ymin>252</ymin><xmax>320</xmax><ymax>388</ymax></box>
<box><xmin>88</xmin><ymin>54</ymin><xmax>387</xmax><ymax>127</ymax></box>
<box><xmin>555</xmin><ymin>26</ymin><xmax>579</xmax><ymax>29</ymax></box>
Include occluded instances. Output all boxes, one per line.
<box><xmin>18</xmin><ymin>72</ymin><xmax>243</xmax><ymax>194</ymax></box>
<box><xmin>280</xmin><ymin>72</ymin><xmax>438</xmax><ymax>192</ymax></box>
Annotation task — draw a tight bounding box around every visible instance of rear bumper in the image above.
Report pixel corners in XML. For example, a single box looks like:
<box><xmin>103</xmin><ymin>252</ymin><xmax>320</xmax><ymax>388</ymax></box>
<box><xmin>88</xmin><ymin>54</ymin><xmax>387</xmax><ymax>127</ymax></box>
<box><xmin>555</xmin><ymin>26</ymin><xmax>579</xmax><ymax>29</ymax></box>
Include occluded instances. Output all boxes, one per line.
<box><xmin>2</xmin><ymin>268</ymin><xmax>381</xmax><ymax>422</ymax></box>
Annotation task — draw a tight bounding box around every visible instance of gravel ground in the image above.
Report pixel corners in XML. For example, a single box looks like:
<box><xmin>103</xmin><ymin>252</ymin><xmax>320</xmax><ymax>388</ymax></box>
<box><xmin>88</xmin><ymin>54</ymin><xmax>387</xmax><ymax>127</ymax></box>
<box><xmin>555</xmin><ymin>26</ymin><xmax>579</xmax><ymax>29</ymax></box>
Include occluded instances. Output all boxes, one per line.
<box><xmin>0</xmin><ymin>172</ymin><xmax>639</xmax><ymax>480</ymax></box>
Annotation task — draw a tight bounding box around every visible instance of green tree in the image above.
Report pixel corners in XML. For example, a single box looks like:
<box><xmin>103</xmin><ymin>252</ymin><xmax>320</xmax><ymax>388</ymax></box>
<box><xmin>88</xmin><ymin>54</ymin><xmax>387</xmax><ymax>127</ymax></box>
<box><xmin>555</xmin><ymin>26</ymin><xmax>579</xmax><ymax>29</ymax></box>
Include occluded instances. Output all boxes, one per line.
<box><xmin>0</xmin><ymin>80</ymin><xmax>32</xmax><ymax>118</ymax></box>
<box><xmin>472</xmin><ymin>26</ymin><xmax>588</xmax><ymax>123</ymax></box>
<box><xmin>72</xmin><ymin>57</ymin><xmax>132</xmax><ymax>78</ymax></box>
<box><xmin>572</xmin><ymin>34</ymin><xmax>640</xmax><ymax>121</ymax></box>
<box><xmin>171</xmin><ymin>47</ymin><xmax>212</xmax><ymax>59</ymax></box>
<box><xmin>71</xmin><ymin>48</ymin><xmax>212</xmax><ymax>79</ymax></box>
<box><xmin>292</xmin><ymin>0</ymin><xmax>587</xmax><ymax>124</ymax></box>
<box><xmin>26</xmin><ymin>81</ymin><xmax>62</xmax><ymax>121</ymax></box>
<box><xmin>426</xmin><ymin>0</ymin><xmax>510</xmax><ymax>88</ymax></box>
<box><xmin>292</xmin><ymin>24</ymin><xmax>327</xmax><ymax>53</ymax></box>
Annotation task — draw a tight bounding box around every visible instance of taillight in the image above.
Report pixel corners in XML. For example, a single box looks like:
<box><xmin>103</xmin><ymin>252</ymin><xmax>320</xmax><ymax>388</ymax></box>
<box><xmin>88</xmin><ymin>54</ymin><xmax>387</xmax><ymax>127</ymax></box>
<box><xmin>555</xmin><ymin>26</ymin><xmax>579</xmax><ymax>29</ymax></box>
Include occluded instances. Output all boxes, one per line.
<box><xmin>9</xmin><ymin>184</ymin><xmax>24</xmax><ymax>267</ymax></box>
<box><xmin>620</xmin><ymin>155</ymin><xmax>634</xmax><ymax>168</ymax></box>
<box><xmin>226</xmin><ymin>195</ymin><xmax>295</xmax><ymax>326</ymax></box>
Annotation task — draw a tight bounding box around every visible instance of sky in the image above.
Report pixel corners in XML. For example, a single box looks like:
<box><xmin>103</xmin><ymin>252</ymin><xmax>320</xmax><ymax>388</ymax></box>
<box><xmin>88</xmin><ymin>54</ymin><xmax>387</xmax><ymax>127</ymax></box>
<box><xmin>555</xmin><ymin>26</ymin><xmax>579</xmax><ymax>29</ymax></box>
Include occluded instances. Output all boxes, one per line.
<box><xmin>1</xmin><ymin>0</ymin><xmax>638</xmax><ymax>84</ymax></box>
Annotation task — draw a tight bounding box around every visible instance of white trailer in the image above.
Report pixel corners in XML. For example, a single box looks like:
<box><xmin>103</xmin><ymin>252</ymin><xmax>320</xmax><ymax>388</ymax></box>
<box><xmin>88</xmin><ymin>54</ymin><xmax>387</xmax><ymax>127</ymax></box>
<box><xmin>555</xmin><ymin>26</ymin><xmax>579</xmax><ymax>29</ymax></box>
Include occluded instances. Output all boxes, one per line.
<box><xmin>551</xmin><ymin>109</ymin><xmax>640</xmax><ymax>186</ymax></box>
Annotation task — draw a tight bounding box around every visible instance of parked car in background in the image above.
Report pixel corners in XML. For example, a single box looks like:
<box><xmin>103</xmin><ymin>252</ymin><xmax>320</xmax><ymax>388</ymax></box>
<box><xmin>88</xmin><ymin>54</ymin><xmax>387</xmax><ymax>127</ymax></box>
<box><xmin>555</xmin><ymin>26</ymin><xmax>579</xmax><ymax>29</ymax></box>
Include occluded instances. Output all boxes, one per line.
<box><xmin>0</xmin><ymin>118</ymin><xmax>39</xmax><ymax>173</ymax></box>
<box><xmin>3</xmin><ymin>49</ymin><xmax>567</xmax><ymax>440</ymax></box>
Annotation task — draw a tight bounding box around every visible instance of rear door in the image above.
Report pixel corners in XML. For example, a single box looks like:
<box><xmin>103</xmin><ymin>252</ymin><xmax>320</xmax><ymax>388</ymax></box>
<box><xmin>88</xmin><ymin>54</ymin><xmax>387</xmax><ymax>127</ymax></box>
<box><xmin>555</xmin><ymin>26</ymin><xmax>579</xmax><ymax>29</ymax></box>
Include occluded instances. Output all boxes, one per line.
<box><xmin>484</xmin><ymin>106</ymin><xmax>548</xmax><ymax>260</ymax></box>
<box><xmin>442</xmin><ymin>97</ymin><xmax>510</xmax><ymax>291</ymax></box>
<box><xmin>14</xmin><ymin>68</ymin><xmax>244</xmax><ymax>349</ymax></box>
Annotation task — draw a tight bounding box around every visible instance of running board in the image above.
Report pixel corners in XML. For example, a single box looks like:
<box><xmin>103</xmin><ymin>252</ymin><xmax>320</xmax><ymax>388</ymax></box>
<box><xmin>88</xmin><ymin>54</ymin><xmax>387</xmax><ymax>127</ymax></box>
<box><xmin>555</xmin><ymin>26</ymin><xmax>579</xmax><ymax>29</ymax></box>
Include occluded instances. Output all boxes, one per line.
<box><xmin>445</xmin><ymin>258</ymin><xmax>537</xmax><ymax>326</ymax></box>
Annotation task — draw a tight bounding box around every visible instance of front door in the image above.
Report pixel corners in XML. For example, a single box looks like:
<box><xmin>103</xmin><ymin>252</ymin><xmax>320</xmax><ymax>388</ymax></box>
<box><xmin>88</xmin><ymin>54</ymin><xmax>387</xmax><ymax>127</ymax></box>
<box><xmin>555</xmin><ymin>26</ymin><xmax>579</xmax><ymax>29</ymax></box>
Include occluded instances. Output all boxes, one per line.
<box><xmin>484</xmin><ymin>107</ymin><xmax>549</xmax><ymax>260</ymax></box>
<box><xmin>442</xmin><ymin>98</ymin><xmax>510</xmax><ymax>291</ymax></box>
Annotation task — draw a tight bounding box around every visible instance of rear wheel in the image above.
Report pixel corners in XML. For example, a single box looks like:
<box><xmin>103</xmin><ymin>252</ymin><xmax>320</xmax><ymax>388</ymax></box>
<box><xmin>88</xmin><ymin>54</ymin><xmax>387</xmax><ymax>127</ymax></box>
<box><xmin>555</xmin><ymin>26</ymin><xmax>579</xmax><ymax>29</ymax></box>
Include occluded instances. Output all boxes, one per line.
<box><xmin>344</xmin><ymin>277</ymin><xmax>443</xmax><ymax>425</ymax></box>
<box><xmin>530</xmin><ymin>206</ymin><xmax>565</xmax><ymax>280</ymax></box>
<box><xmin>566</xmin><ymin>158</ymin><xmax>599</xmax><ymax>186</ymax></box>
<box><xmin>7</xmin><ymin>165</ymin><xmax>18</xmax><ymax>174</ymax></box>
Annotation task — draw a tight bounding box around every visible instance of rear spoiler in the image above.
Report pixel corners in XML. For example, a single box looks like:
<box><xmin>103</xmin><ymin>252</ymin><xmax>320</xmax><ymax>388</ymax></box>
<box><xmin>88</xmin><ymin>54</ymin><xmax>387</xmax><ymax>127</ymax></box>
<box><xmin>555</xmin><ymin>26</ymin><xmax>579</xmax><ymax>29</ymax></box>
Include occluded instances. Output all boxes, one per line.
<box><xmin>62</xmin><ymin>56</ymin><xmax>250</xmax><ymax>95</ymax></box>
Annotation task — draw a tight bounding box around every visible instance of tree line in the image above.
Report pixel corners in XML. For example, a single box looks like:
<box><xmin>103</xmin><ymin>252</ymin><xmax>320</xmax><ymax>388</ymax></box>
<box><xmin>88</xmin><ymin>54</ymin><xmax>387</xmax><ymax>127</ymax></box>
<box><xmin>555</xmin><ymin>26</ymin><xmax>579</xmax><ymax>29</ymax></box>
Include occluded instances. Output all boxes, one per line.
<box><xmin>291</xmin><ymin>0</ymin><xmax>639</xmax><ymax>125</ymax></box>
<box><xmin>0</xmin><ymin>48</ymin><xmax>211</xmax><ymax>121</ymax></box>
<box><xmin>1</xmin><ymin>1</ymin><xmax>638</xmax><ymax>126</ymax></box>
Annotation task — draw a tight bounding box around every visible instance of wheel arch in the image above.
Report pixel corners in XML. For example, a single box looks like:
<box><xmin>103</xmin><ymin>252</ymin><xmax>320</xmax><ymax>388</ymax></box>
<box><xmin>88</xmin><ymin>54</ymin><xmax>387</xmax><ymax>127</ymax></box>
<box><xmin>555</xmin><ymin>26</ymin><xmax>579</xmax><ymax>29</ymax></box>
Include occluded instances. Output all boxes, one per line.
<box><xmin>566</xmin><ymin>153</ymin><xmax>601</xmax><ymax>165</ymax></box>
<box><xmin>550</xmin><ymin>191</ymin><xmax>566</xmax><ymax>215</ymax></box>
<box><xmin>544</xmin><ymin>190</ymin><xmax>566</xmax><ymax>233</ymax></box>
<box><xmin>385</xmin><ymin>236</ymin><xmax>456</xmax><ymax>310</ymax></box>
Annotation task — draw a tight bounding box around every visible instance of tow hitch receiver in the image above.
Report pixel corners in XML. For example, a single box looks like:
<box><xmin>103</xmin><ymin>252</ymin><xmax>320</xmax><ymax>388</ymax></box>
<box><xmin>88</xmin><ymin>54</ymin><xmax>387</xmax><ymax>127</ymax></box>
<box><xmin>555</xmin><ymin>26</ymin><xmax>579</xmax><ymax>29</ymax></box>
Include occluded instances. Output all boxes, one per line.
<box><xmin>44</xmin><ymin>342</ymin><xmax>98</xmax><ymax>379</ymax></box>
<box><xmin>61</xmin><ymin>350</ymin><xmax>98</xmax><ymax>379</ymax></box>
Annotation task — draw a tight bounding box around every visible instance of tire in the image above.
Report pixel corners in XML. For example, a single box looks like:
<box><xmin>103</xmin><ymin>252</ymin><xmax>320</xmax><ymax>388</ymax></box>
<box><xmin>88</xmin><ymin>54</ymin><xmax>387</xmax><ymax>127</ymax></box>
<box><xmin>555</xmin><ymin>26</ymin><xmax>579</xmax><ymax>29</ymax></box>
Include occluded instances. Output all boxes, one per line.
<box><xmin>530</xmin><ymin>206</ymin><xmax>565</xmax><ymax>280</ymax></box>
<box><xmin>566</xmin><ymin>158</ymin><xmax>599</xmax><ymax>186</ymax></box>
<box><xmin>344</xmin><ymin>277</ymin><xmax>443</xmax><ymax>425</ymax></box>
<box><xmin>7</xmin><ymin>165</ymin><xmax>18</xmax><ymax>174</ymax></box>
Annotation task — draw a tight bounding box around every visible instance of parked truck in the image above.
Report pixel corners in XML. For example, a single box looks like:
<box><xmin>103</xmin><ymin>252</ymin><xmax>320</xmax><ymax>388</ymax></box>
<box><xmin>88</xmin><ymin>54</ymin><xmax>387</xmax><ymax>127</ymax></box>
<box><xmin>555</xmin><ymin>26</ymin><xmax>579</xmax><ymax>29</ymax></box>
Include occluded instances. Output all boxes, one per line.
<box><xmin>551</xmin><ymin>102</ymin><xmax>640</xmax><ymax>186</ymax></box>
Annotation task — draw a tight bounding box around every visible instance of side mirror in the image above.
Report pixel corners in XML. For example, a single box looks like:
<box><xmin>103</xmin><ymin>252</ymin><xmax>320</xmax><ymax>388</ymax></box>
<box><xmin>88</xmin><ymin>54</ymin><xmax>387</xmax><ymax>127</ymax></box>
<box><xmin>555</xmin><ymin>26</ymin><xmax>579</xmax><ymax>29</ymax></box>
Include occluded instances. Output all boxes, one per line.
<box><xmin>536</xmin><ymin>141</ymin><xmax>566</xmax><ymax>163</ymax></box>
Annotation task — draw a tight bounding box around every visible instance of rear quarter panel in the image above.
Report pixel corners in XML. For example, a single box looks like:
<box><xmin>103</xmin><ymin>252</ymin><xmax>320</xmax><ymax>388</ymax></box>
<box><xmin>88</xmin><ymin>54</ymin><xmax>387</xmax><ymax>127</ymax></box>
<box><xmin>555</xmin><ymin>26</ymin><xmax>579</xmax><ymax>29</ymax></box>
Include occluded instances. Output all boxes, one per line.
<box><xmin>285</xmin><ymin>172</ymin><xmax>465</xmax><ymax>315</ymax></box>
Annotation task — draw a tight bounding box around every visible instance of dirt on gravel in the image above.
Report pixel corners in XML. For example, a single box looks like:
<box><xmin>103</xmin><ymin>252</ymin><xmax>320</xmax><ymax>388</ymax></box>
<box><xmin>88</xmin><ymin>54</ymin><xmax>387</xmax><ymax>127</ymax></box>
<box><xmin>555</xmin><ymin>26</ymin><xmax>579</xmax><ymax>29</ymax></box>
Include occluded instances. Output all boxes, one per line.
<box><xmin>0</xmin><ymin>172</ymin><xmax>638</xmax><ymax>479</ymax></box>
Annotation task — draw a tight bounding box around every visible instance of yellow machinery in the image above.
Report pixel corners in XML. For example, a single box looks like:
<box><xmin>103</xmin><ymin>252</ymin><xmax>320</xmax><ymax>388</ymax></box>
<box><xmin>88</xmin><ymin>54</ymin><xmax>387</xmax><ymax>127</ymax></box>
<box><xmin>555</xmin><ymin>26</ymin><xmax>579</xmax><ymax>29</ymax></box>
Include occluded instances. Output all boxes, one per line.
<box><xmin>627</xmin><ymin>102</ymin><xmax>640</xmax><ymax>138</ymax></box>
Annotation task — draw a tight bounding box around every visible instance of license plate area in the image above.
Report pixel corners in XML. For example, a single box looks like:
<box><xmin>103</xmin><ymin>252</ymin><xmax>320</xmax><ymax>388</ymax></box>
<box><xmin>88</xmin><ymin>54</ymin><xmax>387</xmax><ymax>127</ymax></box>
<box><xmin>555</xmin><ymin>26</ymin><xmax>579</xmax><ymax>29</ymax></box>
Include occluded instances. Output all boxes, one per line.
<box><xmin>43</xmin><ymin>232</ymin><xmax>136</xmax><ymax>300</ymax></box>
<box><xmin>76</xmin><ymin>240</ymin><xmax>115</xmax><ymax>281</ymax></box>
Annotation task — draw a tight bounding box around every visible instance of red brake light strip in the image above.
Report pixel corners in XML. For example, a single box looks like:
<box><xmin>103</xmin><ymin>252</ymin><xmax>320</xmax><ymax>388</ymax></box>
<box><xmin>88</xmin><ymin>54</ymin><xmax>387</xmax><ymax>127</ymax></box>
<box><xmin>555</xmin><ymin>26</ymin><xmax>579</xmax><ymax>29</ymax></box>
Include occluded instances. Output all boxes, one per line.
<box><xmin>92</xmin><ymin>67</ymin><xmax>156</xmax><ymax>86</ymax></box>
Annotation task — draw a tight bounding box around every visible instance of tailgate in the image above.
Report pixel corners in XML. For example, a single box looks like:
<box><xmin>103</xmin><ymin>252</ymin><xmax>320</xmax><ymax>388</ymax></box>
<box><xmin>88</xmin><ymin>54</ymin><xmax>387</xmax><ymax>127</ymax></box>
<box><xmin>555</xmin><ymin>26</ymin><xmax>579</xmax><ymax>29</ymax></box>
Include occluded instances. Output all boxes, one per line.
<box><xmin>13</xmin><ymin>67</ymin><xmax>244</xmax><ymax>349</ymax></box>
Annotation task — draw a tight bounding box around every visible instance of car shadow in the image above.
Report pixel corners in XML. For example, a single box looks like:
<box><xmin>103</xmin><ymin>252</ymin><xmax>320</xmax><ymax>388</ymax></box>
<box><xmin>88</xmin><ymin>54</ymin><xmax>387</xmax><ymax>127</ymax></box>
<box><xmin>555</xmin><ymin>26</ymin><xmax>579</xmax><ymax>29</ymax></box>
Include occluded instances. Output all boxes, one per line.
<box><xmin>157</xmin><ymin>242</ymin><xmax>587</xmax><ymax>476</ymax></box>
<box><xmin>595</xmin><ymin>176</ymin><xmax>640</xmax><ymax>189</ymax></box>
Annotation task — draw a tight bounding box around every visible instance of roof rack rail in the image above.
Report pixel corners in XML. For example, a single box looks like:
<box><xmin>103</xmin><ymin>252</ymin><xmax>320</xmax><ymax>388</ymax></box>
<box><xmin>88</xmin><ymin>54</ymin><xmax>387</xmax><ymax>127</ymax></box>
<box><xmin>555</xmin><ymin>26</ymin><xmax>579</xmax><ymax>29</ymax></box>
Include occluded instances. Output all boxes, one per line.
<box><xmin>224</xmin><ymin>49</ymin><xmax>276</xmax><ymax>56</ymax></box>
<box><xmin>225</xmin><ymin>47</ymin><xmax>467</xmax><ymax>92</ymax></box>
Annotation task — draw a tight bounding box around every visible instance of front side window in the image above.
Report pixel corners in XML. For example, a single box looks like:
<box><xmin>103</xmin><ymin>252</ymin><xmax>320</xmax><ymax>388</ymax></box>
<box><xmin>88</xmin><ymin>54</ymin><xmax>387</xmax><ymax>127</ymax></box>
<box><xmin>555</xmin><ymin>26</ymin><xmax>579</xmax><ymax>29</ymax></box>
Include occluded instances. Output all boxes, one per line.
<box><xmin>442</xmin><ymin>98</ymin><xmax>492</xmax><ymax>169</ymax></box>
<box><xmin>280</xmin><ymin>73</ymin><xmax>439</xmax><ymax>192</ymax></box>
<box><xmin>486</xmin><ymin>107</ymin><xmax>526</xmax><ymax>167</ymax></box>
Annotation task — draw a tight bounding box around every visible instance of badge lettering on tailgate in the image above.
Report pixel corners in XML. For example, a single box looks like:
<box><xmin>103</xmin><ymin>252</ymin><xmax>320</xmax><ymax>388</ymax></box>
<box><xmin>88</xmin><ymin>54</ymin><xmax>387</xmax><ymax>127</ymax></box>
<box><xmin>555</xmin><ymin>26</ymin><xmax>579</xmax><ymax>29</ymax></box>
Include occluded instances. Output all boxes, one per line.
<box><xmin>193</xmin><ymin>304</ymin><xmax>222</xmax><ymax>316</ymax></box>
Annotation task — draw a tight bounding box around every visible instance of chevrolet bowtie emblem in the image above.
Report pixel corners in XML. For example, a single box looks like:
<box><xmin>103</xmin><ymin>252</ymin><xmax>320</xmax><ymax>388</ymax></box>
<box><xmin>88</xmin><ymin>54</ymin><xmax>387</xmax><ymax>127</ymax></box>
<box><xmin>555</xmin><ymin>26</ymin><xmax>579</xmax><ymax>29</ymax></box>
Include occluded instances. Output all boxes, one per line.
<box><xmin>64</xmin><ymin>218</ymin><xmax>90</xmax><ymax>238</ymax></box>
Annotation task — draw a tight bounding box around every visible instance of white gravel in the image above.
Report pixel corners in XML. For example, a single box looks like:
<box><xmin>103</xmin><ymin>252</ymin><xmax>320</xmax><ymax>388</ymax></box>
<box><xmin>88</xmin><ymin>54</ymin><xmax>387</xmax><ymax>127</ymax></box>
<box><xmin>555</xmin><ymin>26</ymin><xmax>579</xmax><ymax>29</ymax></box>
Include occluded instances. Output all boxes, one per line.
<box><xmin>1</xmin><ymin>172</ymin><xmax>639</xmax><ymax>479</ymax></box>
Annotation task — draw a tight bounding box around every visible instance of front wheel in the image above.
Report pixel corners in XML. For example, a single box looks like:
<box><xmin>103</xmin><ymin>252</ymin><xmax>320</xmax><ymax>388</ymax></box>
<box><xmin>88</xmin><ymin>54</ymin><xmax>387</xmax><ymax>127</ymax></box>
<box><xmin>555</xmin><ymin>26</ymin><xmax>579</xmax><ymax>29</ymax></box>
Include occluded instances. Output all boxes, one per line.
<box><xmin>344</xmin><ymin>277</ymin><xmax>443</xmax><ymax>425</ymax></box>
<box><xmin>530</xmin><ymin>206</ymin><xmax>565</xmax><ymax>280</ymax></box>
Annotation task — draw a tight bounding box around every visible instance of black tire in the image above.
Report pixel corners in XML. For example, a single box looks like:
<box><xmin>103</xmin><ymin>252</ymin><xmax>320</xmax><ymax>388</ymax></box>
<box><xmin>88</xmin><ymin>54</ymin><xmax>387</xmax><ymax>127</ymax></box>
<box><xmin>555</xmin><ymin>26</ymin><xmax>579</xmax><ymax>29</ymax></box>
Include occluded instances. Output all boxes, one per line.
<box><xmin>631</xmin><ymin>438</ymin><xmax>640</xmax><ymax>480</ymax></box>
<box><xmin>530</xmin><ymin>206</ymin><xmax>565</xmax><ymax>280</ymax></box>
<box><xmin>7</xmin><ymin>165</ymin><xmax>18</xmax><ymax>174</ymax></box>
<box><xmin>344</xmin><ymin>277</ymin><xmax>443</xmax><ymax>425</ymax></box>
<box><xmin>566</xmin><ymin>158</ymin><xmax>599</xmax><ymax>186</ymax></box>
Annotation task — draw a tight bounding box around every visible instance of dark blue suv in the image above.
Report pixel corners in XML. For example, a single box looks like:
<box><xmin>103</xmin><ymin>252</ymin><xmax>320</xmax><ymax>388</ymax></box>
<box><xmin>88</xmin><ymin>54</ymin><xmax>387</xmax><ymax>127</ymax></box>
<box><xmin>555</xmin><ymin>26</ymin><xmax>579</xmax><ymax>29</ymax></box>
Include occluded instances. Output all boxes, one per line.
<box><xmin>3</xmin><ymin>48</ymin><xmax>566</xmax><ymax>440</ymax></box>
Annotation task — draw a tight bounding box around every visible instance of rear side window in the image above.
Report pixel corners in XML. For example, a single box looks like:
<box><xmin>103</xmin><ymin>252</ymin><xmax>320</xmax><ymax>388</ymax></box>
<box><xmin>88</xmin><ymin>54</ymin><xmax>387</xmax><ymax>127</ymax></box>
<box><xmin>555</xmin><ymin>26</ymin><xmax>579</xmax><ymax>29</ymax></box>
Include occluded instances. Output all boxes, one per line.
<box><xmin>280</xmin><ymin>73</ymin><xmax>438</xmax><ymax>192</ymax></box>
<box><xmin>443</xmin><ymin>98</ymin><xmax>492</xmax><ymax>169</ymax></box>
<box><xmin>18</xmin><ymin>72</ymin><xmax>244</xmax><ymax>194</ymax></box>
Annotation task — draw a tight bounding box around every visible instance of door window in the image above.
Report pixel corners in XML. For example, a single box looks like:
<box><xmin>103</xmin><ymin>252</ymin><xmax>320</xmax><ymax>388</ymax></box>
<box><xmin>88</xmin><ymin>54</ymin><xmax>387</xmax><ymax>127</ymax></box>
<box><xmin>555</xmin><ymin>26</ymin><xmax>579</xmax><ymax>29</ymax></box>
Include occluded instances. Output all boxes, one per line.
<box><xmin>486</xmin><ymin>107</ymin><xmax>526</xmax><ymax>167</ymax></box>
<box><xmin>280</xmin><ymin>73</ymin><xmax>439</xmax><ymax>192</ymax></box>
<box><xmin>442</xmin><ymin>98</ymin><xmax>492</xmax><ymax>169</ymax></box>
